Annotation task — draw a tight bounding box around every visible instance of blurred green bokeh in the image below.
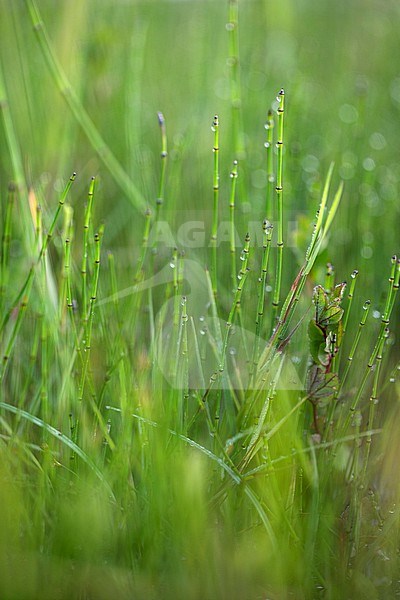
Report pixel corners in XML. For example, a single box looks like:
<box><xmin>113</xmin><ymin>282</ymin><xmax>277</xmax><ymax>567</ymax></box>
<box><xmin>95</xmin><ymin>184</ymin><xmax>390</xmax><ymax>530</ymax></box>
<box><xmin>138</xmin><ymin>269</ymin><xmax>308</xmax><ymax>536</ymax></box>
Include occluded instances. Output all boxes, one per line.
<box><xmin>1</xmin><ymin>0</ymin><xmax>399</xmax><ymax>284</ymax></box>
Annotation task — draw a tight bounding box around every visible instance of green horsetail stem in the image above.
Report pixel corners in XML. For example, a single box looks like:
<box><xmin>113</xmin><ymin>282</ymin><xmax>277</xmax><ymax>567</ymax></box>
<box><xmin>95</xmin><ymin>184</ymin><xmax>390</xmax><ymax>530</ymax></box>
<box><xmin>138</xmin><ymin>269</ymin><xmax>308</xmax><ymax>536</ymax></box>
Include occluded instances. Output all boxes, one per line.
<box><xmin>152</xmin><ymin>112</ymin><xmax>168</xmax><ymax>253</ymax></box>
<box><xmin>211</xmin><ymin>114</ymin><xmax>220</xmax><ymax>297</ymax></box>
<box><xmin>336</xmin><ymin>300</ymin><xmax>371</xmax><ymax>401</ymax></box>
<box><xmin>229</xmin><ymin>160</ymin><xmax>238</xmax><ymax>293</ymax></box>
<box><xmin>156</xmin><ymin>111</ymin><xmax>167</xmax><ymax>214</ymax></box>
<box><xmin>58</xmin><ymin>204</ymin><xmax>73</xmax><ymax>324</ymax></box>
<box><xmin>78</xmin><ymin>225</ymin><xmax>104</xmax><ymax>401</ymax></box>
<box><xmin>251</xmin><ymin>220</ymin><xmax>273</xmax><ymax>385</ymax></box>
<box><xmin>271</xmin><ymin>89</ymin><xmax>285</xmax><ymax>332</ymax></box>
<box><xmin>81</xmin><ymin>177</ymin><xmax>95</xmax><ymax>326</ymax></box>
<box><xmin>264</xmin><ymin>110</ymin><xmax>274</xmax><ymax>219</ymax></box>
<box><xmin>221</xmin><ymin>232</ymin><xmax>251</xmax><ymax>364</ymax></box>
<box><xmin>180</xmin><ymin>296</ymin><xmax>189</xmax><ymax>412</ymax></box>
<box><xmin>215</xmin><ymin>233</ymin><xmax>250</xmax><ymax>425</ymax></box>
<box><xmin>134</xmin><ymin>207</ymin><xmax>152</xmax><ymax>283</ymax></box>
<box><xmin>361</xmin><ymin>327</ymin><xmax>389</xmax><ymax>481</ymax></box>
<box><xmin>341</xmin><ymin>256</ymin><xmax>399</xmax><ymax>433</ymax></box>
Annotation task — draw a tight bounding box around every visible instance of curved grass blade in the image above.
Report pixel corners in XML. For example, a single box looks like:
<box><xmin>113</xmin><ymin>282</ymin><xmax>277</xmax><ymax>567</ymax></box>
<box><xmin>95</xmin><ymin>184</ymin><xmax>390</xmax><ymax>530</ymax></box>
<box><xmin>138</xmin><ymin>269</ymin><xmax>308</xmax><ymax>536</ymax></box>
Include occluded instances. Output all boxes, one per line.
<box><xmin>0</xmin><ymin>401</ymin><xmax>115</xmax><ymax>500</ymax></box>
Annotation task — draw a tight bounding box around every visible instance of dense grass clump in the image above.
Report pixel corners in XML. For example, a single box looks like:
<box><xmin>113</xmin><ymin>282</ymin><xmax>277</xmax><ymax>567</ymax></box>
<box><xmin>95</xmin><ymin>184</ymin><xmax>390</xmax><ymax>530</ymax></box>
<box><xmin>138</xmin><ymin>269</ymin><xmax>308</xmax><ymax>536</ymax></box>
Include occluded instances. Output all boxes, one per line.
<box><xmin>0</xmin><ymin>1</ymin><xmax>399</xmax><ymax>598</ymax></box>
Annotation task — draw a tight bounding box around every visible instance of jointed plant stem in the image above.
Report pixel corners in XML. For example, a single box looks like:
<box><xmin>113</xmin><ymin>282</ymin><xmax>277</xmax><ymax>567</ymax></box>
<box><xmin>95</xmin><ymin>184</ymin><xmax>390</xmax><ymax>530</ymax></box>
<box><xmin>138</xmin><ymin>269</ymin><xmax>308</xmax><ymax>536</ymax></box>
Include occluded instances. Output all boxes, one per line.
<box><xmin>265</xmin><ymin>109</ymin><xmax>274</xmax><ymax>218</ymax></box>
<box><xmin>271</xmin><ymin>89</ymin><xmax>285</xmax><ymax>332</ymax></box>
<box><xmin>229</xmin><ymin>159</ymin><xmax>238</xmax><ymax>293</ymax></box>
<box><xmin>211</xmin><ymin>114</ymin><xmax>219</xmax><ymax>298</ymax></box>
<box><xmin>251</xmin><ymin>220</ymin><xmax>273</xmax><ymax>384</ymax></box>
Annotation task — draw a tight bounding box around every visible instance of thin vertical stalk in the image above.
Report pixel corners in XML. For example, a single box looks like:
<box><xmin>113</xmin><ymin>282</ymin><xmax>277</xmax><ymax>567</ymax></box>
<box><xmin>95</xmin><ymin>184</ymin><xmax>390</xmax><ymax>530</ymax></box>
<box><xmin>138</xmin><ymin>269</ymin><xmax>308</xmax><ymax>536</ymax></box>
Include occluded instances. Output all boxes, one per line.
<box><xmin>271</xmin><ymin>89</ymin><xmax>285</xmax><ymax>332</ymax></box>
<box><xmin>59</xmin><ymin>204</ymin><xmax>74</xmax><ymax>325</ymax></box>
<box><xmin>156</xmin><ymin>111</ymin><xmax>167</xmax><ymax>222</ymax></box>
<box><xmin>211</xmin><ymin>114</ymin><xmax>220</xmax><ymax>298</ymax></box>
<box><xmin>78</xmin><ymin>225</ymin><xmax>103</xmax><ymax>401</ymax></box>
<box><xmin>341</xmin><ymin>257</ymin><xmax>399</xmax><ymax>433</ymax></box>
<box><xmin>362</xmin><ymin>328</ymin><xmax>388</xmax><ymax>481</ymax></box>
<box><xmin>81</xmin><ymin>177</ymin><xmax>95</xmax><ymax>328</ymax></box>
<box><xmin>215</xmin><ymin>233</ymin><xmax>250</xmax><ymax>426</ymax></box>
<box><xmin>180</xmin><ymin>295</ymin><xmax>189</xmax><ymax>424</ymax></box>
<box><xmin>134</xmin><ymin>207</ymin><xmax>152</xmax><ymax>283</ymax></box>
<box><xmin>229</xmin><ymin>160</ymin><xmax>238</xmax><ymax>293</ymax></box>
<box><xmin>265</xmin><ymin>110</ymin><xmax>274</xmax><ymax>219</ymax></box>
<box><xmin>251</xmin><ymin>221</ymin><xmax>273</xmax><ymax>384</ymax></box>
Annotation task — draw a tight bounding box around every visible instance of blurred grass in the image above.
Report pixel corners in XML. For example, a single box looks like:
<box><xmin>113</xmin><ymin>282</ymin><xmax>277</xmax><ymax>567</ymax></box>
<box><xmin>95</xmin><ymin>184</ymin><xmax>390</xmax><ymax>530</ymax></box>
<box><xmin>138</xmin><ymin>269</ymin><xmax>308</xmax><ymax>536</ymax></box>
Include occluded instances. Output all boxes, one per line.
<box><xmin>0</xmin><ymin>0</ymin><xmax>399</xmax><ymax>598</ymax></box>
<box><xmin>1</xmin><ymin>0</ymin><xmax>399</xmax><ymax>276</ymax></box>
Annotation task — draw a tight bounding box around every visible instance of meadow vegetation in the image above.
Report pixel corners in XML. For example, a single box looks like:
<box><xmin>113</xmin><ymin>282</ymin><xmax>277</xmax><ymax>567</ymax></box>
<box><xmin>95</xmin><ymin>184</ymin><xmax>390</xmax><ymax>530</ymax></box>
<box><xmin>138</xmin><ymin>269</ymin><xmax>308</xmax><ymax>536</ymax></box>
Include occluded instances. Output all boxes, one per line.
<box><xmin>0</xmin><ymin>1</ymin><xmax>399</xmax><ymax>598</ymax></box>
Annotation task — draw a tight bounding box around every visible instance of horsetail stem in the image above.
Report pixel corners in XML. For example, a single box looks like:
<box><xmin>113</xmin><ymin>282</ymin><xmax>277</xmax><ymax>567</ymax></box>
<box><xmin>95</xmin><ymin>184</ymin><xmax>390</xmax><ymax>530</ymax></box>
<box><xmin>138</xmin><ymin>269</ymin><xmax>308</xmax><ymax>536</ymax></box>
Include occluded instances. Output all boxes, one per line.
<box><xmin>78</xmin><ymin>224</ymin><xmax>104</xmax><ymax>401</ymax></box>
<box><xmin>172</xmin><ymin>247</ymin><xmax>180</xmax><ymax>328</ymax></box>
<box><xmin>135</xmin><ymin>207</ymin><xmax>152</xmax><ymax>282</ymax></box>
<box><xmin>362</xmin><ymin>327</ymin><xmax>389</xmax><ymax>479</ymax></box>
<box><xmin>40</xmin><ymin>172</ymin><xmax>76</xmax><ymax>262</ymax></box>
<box><xmin>64</xmin><ymin>208</ymin><xmax>75</xmax><ymax>316</ymax></box>
<box><xmin>181</xmin><ymin>295</ymin><xmax>189</xmax><ymax>411</ymax></box>
<box><xmin>81</xmin><ymin>176</ymin><xmax>95</xmax><ymax>325</ymax></box>
<box><xmin>251</xmin><ymin>221</ymin><xmax>273</xmax><ymax>384</ymax></box>
<box><xmin>157</xmin><ymin>111</ymin><xmax>167</xmax><ymax>209</ymax></box>
<box><xmin>229</xmin><ymin>159</ymin><xmax>238</xmax><ymax>293</ymax></box>
<box><xmin>341</xmin><ymin>257</ymin><xmax>399</xmax><ymax>432</ymax></box>
<box><xmin>58</xmin><ymin>204</ymin><xmax>73</xmax><ymax>324</ymax></box>
<box><xmin>343</xmin><ymin>269</ymin><xmax>359</xmax><ymax>335</ymax></box>
<box><xmin>337</xmin><ymin>300</ymin><xmax>371</xmax><ymax>398</ymax></box>
<box><xmin>211</xmin><ymin>114</ymin><xmax>219</xmax><ymax>297</ymax></box>
<box><xmin>271</xmin><ymin>89</ymin><xmax>285</xmax><ymax>331</ymax></box>
<box><xmin>152</xmin><ymin>112</ymin><xmax>167</xmax><ymax>253</ymax></box>
<box><xmin>332</xmin><ymin>269</ymin><xmax>359</xmax><ymax>373</ymax></box>
<box><xmin>222</xmin><ymin>233</ymin><xmax>251</xmax><ymax>363</ymax></box>
<box><xmin>215</xmin><ymin>233</ymin><xmax>250</xmax><ymax>425</ymax></box>
<box><xmin>264</xmin><ymin>110</ymin><xmax>274</xmax><ymax>218</ymax></box>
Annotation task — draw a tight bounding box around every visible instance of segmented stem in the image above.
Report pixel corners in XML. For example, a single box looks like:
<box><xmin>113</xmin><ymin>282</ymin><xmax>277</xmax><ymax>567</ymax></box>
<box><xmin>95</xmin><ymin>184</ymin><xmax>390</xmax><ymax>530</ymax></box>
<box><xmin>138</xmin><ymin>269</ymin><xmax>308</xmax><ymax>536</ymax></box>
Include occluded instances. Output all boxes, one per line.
<box><xmin>229</xmin><ymin>160</ymin><xmax>238</xmax><ymax>292</ymax></box>
<box><xmin>211</xmin><ymin>114</ymin><xmax>219</xmax><ymax>297</ymax></box>
<box><xmin>264</xmin><ymin>110</ymin><xmax>274</xmax><ymax>219</ymax></box>
<box><xmin>271</xmin><ymin>89</ymin><xmax>285</xmax><ymax>331</ymax></box>
<box><xmin>81</xmin><ymin>176</ymin><xmax>95</xmax><ymax>325</ymax></box>
<box><xmin>251</xmin><ymin>221</ymin><xmax>273</xmax><ymax>384</ymax></box>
